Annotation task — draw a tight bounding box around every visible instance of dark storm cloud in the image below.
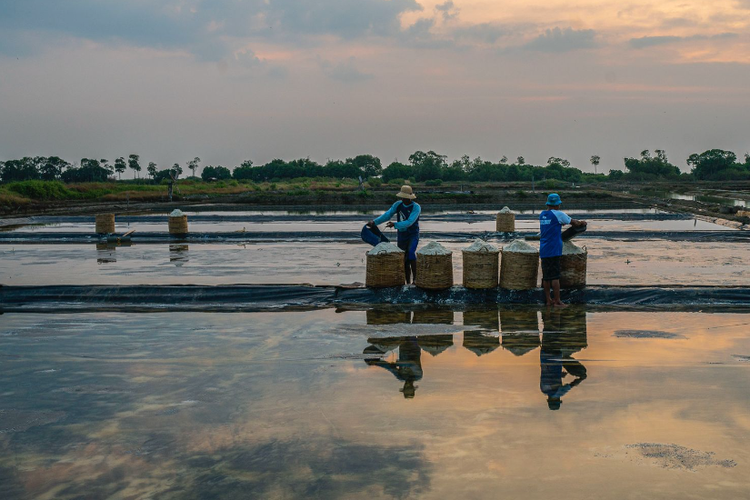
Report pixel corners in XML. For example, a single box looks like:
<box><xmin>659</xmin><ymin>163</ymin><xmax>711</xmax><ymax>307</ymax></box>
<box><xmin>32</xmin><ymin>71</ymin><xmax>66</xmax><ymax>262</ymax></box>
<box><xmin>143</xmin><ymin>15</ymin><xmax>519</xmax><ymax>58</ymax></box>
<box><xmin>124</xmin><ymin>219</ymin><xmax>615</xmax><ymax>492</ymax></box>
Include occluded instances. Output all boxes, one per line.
<box><xmin>630</xmin><ymin>32</ymin><xmax>739</xmax><ymax>49</ymax></box>
<box><xmin>522</xmin><ymin>27</ymin><xmax>597</xmax><ymax>52</ymax></box>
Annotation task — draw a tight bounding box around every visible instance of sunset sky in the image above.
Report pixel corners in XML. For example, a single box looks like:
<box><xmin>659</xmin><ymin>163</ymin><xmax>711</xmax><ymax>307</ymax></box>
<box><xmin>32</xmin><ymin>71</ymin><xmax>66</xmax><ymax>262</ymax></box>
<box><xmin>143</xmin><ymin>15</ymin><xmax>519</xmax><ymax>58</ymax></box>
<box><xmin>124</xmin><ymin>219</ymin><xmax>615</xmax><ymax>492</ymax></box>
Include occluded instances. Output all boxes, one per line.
<box><xmin>1</xmin><ymin>0</ymin><xmax>749</xmax><ymax>173</ymax></box>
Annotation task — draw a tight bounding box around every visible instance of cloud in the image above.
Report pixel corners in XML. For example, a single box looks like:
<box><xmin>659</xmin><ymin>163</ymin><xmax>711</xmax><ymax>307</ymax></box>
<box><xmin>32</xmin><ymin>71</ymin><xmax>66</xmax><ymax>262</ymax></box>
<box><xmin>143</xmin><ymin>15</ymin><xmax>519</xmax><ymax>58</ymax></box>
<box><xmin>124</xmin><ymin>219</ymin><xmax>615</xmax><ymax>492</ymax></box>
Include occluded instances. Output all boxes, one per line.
<box><xmin>630</xmin><ymin>33</ymin><xmax>739</xmax><ymax>49</ymax></box>
<box><xmin>435</xmin><ymin>0</ymin><xmax>459</xmax><ymax>22</ymax></box>
<box><xmin>0</xmin><ymin>0</ymin><xmax>422</xmax><ymax>58</ymax></box>
<box><xmin>522</xmin><ymin>27</ymin><xmax>597</xmax><ymax>52</ymax></box>
<box><xmin>320</xmin><ymin>57</ymin><xmax>374</xmax><ymax>82</ymax></box>
<box><xmin>452</xmin><ymin>23</ymin><xmax>507</xmax><ymax>44</ymax></box>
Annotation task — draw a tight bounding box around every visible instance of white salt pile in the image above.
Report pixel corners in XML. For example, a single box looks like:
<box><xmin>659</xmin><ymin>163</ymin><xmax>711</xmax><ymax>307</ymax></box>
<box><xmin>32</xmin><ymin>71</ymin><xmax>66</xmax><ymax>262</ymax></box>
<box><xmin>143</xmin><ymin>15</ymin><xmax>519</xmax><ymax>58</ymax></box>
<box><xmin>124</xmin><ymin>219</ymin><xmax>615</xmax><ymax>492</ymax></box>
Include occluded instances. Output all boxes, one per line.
<box><xmin>465</xmin><ymin>239</ymin><xmax>499</xmax><ymax>253</ymax></box>
<box><xmin>503</xmin><ymin>239</ymin><xmax>537</xmax><ymax>253</ymax></box>
<box><xmin>367</xmin><ymin>242</ymin><xmax>404</xmax><ymax>255</ymax></box>
<box><xmin>169</xmin><ymin>209</ymin><xmax>185</xmax><ymax>217</ymax></box>
<box><xmin>499</xmin><ymin>206</ymin><xmax>513</xmax><ymax>213</ymax></box>
<box><xmin>562</xmin><ymin>241</ymin><xmax>586</xmax><ymax>255</ymax></box>
<box><xmin>417</xmin><ymin>241</ymin><xmax>452</xmax><ymax>256</ymax></box>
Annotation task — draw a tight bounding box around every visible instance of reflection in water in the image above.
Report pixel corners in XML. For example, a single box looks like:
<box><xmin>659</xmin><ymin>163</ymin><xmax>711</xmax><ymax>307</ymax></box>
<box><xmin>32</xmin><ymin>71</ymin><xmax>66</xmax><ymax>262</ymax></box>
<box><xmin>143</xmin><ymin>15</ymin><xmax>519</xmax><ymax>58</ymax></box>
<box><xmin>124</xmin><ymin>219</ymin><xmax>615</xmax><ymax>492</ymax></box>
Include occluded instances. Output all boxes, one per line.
<box><xmin>412</xmin><ymin>309</ymin><xmax>454</xmax><ymax>325</ymax></box>
<box><xmin>501</xmin><ymin>308</ymin><xmax>541</xmax><ymax>356</ymax></box>
<box><xmin>169</xmin><ymin>244</ymin><xmax>189</xmax><ymax>267</ymax></box>
<box><xmin>540</xmin><ymin>307</ymin><xmax>588</xmax><ymax>410</ymax></box>
<box><xmin>463</xmin><ymin>309</ymin><xmax>500</xmax><ymax>357</ymax></box>
<box><xmin>365</xmin><ymin>337</ymin><xmax>425</xmax><ymax>398</ymax></box>
<box><xmin>95</xmin><ymin>243</ymin><xmax>116</xmax><ymax>264</ymax></box>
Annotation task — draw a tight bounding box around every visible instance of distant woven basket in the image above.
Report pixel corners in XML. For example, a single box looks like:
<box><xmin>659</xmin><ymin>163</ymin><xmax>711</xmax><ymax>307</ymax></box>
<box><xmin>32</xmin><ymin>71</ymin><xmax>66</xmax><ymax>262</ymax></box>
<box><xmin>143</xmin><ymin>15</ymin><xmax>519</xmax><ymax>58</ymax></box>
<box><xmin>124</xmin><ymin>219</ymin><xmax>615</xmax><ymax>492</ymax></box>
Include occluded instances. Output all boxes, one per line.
<box><xmin>412</xmin><ymin>309</ymin><xmax>454</xmax><ymax>324</ymax></box>
<box><xmin>560</xmin><ymin>250</ymin><xmax>588</xmax><ymax>288</ymax></box>
<box><xmin>366</xmin><ymin>252</ymin><xmax>405</xmax><ymax>288</ymax></box>
<box><xmin>499</xmin><ymin>249</ymin><xmax>539</xmax><ymax>290</ymax></box>
<box><xmin>462</xmin><ymin>249</ymin><xmax>500</xmax><ymax>289</ymax></box>
<box><xmin>496</xmin><ymin>213</ymin><xmax>515</xmax><ymax>232</ymax></box>
<box><xmin>95</xmin><ymin>214</ymin><xmax>115</xmax><ymax>234</ymax></box>
<box><xmin>415</xmin><ymin>253</ymin><xmax>453</xmax><ymax>290</ymax></box>
<box><xmin>168</xmin><ymin>215</ymin><xmax>189</xmax><ymax>235</ymax></box>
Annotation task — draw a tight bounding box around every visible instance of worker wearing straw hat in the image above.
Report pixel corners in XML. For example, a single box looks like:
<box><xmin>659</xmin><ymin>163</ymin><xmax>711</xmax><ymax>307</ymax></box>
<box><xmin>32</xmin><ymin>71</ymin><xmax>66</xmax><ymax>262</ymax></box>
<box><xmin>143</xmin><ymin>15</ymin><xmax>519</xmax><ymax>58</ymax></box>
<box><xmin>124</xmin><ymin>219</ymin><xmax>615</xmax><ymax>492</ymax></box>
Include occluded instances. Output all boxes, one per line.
<box><xmin>364</xmin><ymin>185</ymin><xmax>421</xmax><ymax>283</ymax></box>
<box><xmin>539</xmin><ymin>193</ymin><xmax>587</xmax><ymax>307</ymax></box>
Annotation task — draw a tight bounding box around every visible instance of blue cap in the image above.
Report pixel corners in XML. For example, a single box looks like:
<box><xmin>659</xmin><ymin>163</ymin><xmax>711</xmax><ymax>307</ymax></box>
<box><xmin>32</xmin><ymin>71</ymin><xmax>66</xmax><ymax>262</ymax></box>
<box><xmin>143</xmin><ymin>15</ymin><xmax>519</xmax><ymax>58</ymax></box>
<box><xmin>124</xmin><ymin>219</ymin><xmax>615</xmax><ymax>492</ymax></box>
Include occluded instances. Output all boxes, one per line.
<box><xmin>546</xmin><ymin>193</ymin><xmax>562</xmax><ymax>206</ymax></box>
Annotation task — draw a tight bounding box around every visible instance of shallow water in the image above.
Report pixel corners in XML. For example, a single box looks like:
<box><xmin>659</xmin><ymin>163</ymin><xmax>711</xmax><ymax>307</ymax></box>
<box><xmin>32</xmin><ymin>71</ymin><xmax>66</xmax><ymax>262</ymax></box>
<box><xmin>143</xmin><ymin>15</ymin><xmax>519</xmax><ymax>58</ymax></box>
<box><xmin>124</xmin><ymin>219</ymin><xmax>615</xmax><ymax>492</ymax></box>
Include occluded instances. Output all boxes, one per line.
<box><xmin>0</xmin><ymin>239</ymin><xmax>746</xmax><ymax>286</ymax></box>
<box><xmin>1</xmin><ymin>308</ymin><xmax>749</xmax><ymax>499</ymax></box>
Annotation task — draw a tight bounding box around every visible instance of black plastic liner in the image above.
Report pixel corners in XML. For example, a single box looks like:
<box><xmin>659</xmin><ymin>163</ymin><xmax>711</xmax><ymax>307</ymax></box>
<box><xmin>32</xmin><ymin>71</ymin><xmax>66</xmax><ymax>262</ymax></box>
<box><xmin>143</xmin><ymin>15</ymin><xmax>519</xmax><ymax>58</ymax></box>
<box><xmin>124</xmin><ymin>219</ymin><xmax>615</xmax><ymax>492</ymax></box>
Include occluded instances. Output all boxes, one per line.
<box><xmin>1</xmin><ymin>230</ymin><xmax>747</xmax><ymax>244</ymax></box>
<box><xmin>2</xmin><ymin>284</ymin><xmax>749</xmax><ymax>313</ymax></box>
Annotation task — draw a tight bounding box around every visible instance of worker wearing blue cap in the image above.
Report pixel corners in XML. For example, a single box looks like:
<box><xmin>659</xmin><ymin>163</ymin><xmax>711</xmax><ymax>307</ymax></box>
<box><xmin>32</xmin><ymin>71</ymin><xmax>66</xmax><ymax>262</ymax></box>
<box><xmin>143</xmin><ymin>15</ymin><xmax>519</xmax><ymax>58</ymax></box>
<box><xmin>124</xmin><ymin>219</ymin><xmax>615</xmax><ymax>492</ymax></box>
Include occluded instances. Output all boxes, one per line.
<box><xmin>539</xmin><ymin>193</ymin><xmax>587</xmax><ymax>306</ymax></box>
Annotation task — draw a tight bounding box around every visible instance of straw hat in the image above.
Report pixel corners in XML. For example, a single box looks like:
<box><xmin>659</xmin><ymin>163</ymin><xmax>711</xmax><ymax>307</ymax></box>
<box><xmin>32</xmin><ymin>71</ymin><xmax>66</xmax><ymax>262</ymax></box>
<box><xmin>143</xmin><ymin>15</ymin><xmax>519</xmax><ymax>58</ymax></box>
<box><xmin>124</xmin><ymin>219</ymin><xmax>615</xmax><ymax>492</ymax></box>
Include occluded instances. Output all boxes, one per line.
<box><xmin>396</xmin><ymin>185</ymin><xmax>416</xmax><ymax>199</ymax></box>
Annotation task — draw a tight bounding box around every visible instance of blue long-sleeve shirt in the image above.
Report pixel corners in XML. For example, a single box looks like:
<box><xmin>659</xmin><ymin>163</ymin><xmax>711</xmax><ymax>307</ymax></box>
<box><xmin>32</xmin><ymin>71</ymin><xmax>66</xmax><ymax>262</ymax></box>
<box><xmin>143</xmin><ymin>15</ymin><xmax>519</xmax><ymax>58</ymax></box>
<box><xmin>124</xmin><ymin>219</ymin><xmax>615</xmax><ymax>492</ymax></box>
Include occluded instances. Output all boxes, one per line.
<box><xmin>373</xmin><ymin>201</ymin><xmax>421</xmax><ymax>232</ymax></box>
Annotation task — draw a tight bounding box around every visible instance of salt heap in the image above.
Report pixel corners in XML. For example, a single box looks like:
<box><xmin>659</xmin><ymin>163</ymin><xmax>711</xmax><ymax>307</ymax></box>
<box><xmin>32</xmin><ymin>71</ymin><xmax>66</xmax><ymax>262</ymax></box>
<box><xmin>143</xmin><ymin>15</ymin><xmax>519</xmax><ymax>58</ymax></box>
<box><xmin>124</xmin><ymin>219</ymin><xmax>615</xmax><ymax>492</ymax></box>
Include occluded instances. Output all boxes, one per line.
<box><xmin>562</xmin><ymin>241</ymin><xmax>586</xmax><ymax>255</ymax></box>
<box><xmin>367</xmin><ymin>242</ymin><xmax>404</xmax><ymax>256</ymax></box>
<box><xmin>465</xmin><ymin>239</ymin><xmax>499</xmax><ymax>253</ymax></box>
<box><xmin>503</xmin><ymin>239</ymin><xmax>537</xmax><ymax>253</ymax></box>
<box><xmin>498</xmin><ymin>206</ymin><xmax>513</xmax><ymax>213</ymax></box>
<box><xmin>169</xmin><ymin>209</ymin><xmax>184</xmax><ymax>217</ymax></box>
<box><xmin>417</xmin><ymin>241</ymin><xmax>452</xmax><ymax>256</ymax></box>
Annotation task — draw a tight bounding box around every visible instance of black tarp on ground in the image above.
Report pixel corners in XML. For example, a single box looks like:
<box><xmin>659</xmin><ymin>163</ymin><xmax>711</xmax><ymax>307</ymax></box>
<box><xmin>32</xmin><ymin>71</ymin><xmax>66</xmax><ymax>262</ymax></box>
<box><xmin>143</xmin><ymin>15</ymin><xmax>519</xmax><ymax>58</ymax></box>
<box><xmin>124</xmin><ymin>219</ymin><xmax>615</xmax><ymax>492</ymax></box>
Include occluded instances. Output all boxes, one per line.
<box><xmin>2</xmin><ymin>284</ymin><xmax>749</xmax><ymax>313</ymax></box>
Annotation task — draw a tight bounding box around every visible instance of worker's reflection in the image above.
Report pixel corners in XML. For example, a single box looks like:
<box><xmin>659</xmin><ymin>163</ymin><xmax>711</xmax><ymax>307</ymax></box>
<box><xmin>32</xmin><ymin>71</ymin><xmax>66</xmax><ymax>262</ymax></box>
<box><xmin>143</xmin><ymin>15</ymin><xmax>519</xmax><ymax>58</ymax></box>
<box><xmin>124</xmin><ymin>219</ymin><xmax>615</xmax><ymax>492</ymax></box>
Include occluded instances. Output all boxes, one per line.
<box><xmin>365</xmin><ymin>337</ymin><xmax>423</xmax><ymax>398</ymax></box>
<box><xmin>540</xmin><ymin>307</ymin><xmax>588</xmax><ymax>410</ymax></box>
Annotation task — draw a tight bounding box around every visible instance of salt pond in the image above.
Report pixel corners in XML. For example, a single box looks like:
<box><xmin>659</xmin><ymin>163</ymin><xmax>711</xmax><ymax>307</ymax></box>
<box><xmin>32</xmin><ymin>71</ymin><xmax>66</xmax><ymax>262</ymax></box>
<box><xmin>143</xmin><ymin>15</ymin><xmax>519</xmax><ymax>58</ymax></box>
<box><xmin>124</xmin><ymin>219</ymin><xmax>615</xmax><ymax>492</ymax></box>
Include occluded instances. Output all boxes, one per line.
<box><xmin>1</xmin><ymin>308</ymin><xmax>749</xmax><ymax>499</ymax></box>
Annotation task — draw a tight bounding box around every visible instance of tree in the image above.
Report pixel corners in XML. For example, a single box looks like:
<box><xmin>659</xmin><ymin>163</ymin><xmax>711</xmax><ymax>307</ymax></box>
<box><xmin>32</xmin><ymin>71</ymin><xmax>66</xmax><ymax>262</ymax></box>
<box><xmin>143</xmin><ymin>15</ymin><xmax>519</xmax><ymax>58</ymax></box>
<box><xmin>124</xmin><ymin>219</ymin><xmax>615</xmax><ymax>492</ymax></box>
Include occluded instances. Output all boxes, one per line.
<box><xmin>623</xmin><ymin>149</ymin><xmax>680</xmax><ymax>179</ymax></box>
<box><xmin>188</xmin><ymin>157</ymin><xmax>201</xmax><ymax>178</ymax></box>
<box><xmin>500</xmin><ymin>156</ymin><xmax>508</xmax><ymax>164</ymax></box>
<box><xmin>114</xmin><ymin>157</ymin><xmax>126</xmax><ymax>180</ymax></box>
<box><xmin>590</xmin><ymin>155</ymin><xmax>600</xmax><ymax>174</ymax></box>
<box><xmin>381</xmin><ymin>162</ymin><xmax>413</xmax><ymax>183</ymax></box>
<box><xmin>128</xmin><ymin>154</ymin><xmax>141</xmax><ymax>179</ymax></box>
<box><xmin>345</xmin><ymin>154</ymin><xmax>382</xmax><ymax>177</ymax></box>
<box><xmin>408</xmin><ymin>150</ymin><xmax>446</xmax><ymax>181</ymax></box>
<box><xmin>687</xmin><ymin>149</ymin><xmax>739</xmax><ymax>180</ymax></box>
<box><xmin>0</xmin><ymin>157</ymin><xmax>39</xmax><ymax>182</ymax></box>
<box><xmin>201</xmin><ymin>165</ymin><xmax>231</xmax><ymax>181</ymax></box>
<box><xmin>517</xmin><ymin>156</ymin><xmax>525</xmax><ymax>165</ymax></box>
<box><xmin>147</xmin><ymin>162</ymin><xmax>158</xmax><ymax>181</ymax></box>
<box><xmin>171</xmin><ymin>163</ymin><xmax>183</xmax><ymax>178</ymax></box>
<box><xmin>38</xmin><ymin>156</ymin><xmax>70</xmax><ymax>180</ymax></box>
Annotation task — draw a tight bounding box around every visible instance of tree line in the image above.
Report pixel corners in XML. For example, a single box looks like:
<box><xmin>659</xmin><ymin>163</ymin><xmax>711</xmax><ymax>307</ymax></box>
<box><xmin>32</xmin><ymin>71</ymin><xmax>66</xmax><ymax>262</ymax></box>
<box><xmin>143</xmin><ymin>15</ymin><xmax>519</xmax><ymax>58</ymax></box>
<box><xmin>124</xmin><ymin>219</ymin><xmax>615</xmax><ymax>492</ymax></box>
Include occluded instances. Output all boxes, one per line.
<box><xmin>1</xmin><ymin>149</ymin><xmax>749</xmax><ymax>184</ymax></box>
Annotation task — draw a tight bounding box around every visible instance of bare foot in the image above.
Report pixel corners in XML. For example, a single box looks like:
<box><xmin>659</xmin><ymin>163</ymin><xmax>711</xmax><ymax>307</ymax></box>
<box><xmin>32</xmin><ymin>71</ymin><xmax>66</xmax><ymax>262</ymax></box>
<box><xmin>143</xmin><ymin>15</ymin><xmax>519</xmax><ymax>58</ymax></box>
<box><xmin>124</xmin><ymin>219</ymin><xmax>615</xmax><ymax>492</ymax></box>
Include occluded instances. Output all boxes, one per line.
<box><xmin>553</xmin><ymin>301</ymin><xmax>569</xmax><ymax>308</ymax></box>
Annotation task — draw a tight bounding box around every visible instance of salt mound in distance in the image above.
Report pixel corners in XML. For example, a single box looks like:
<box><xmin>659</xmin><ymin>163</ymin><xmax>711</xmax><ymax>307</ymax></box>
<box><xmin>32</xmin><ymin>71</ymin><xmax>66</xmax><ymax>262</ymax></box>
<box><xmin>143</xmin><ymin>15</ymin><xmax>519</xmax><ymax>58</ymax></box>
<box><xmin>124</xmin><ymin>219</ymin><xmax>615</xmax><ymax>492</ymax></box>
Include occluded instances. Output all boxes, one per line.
<box><xmin>367</xmin><ymin>242</ymin><xmax>404</xmax><ymax>256</ymax></box>
<box><xmin>464</xmin><ymin>239</ymin><xmax>499</xmax><ymax>254</ymax></box>
<box><xmin>498</xmin><ymin>206</ymin><xmax>513</xmax><ymax>213</ymax></box>
<box><xmin>169</xmin><ymin>209</ymin><xmax>185</xmax><ymax>217</ymax></box>
<box><xmin>503</xmin><ymin>239</ymin><xmax>537</xmax><ymax>254</ymax></box>
<box><xmin>417</xmin><ymin>241</ymin><xmax>452</xmax><ymax>256</ymax></box>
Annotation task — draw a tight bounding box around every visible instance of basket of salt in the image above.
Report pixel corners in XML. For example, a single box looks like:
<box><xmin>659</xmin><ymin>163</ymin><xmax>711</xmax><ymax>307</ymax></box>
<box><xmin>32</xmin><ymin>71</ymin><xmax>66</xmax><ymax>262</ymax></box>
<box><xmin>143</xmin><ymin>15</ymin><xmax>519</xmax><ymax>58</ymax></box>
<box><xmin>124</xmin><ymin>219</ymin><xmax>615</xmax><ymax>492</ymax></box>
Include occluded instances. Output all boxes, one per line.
<box><xmin>499</xmin><ymin>240</ymin><xmax>539</xmax><ymax>290</ymax></box>
<box><xmin>366</xmin><ymin>242</ymin><xmax>405</xmax><ymax>288</ymax></box>
<box><xmin>415</xmin><ymin>242</ymin><xmax>453</xmax><ymax>290</ymax></box>
<box><xmin>496</xmin><ymin>206</ymin><xmax>515</xmax><ymax>233</ymax></box>
<box><xmin>168</xmin><ymin>209</ymin><xmax>189</xmax><ymax>235</ymax></box>
<box><xmin>95</xmin><ymin>214</ymin><xmax>115</xmax><ymax>234</ymax></box>
<box><xmin>462</xmin><ymin>239</ymin><xmax>500</xmax><ymax>289</ymax></box>
<box><xmin>560</xmin><ymin>241</ymin><xmax>587</xmax><ymax>288</ymax></box>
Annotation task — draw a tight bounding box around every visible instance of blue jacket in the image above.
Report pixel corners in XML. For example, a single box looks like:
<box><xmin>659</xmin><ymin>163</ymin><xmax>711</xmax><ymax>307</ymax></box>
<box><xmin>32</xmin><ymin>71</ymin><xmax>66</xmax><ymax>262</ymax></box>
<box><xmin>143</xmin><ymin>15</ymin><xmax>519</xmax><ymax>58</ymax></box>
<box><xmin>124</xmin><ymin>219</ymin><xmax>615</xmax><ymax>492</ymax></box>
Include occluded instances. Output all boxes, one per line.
<box><xmin>539</xmin><ymin>209</ymin><xmax>571</xmax><ymax>258</ymax></box>
<box><xmin>374</xmin><ymin>201</ymin><xmax>420</xmax><ymax>236</ymax></box>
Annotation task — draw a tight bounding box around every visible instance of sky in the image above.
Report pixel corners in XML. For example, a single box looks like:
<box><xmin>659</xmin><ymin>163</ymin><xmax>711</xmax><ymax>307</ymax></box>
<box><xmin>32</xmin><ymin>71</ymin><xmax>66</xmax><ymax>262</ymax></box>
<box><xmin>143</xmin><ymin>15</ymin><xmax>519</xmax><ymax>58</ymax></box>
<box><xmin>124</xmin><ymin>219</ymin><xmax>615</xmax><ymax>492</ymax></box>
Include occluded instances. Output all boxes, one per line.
<box><xmin>0</xmin><ymin>0</ymin><xmax>749</xmax><ymax>174</ymax></box>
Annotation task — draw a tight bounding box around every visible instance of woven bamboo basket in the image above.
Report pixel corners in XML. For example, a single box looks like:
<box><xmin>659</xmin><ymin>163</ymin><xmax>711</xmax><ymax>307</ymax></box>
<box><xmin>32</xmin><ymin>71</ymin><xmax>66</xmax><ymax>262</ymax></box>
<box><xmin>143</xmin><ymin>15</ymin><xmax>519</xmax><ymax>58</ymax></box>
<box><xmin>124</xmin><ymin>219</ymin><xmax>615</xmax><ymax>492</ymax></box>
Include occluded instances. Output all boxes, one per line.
<box><xmin>560</xmin><ymin>250</ymin><xmax>588</xmax><ymax>288</ymax></box>
<box><xmin>415</xmin><ymin>253</ymin><xmax>453</xmax><ymax>290</ymax></box>
<box><xmin>462</xmin><ymin>250</ymin><xmax>500</xmax><ymax>289</ymax></box>
<box><xmin>542</xmin><ymin>306</ymin><xmax>588</xmax><ymax>354</ymax></box>
<box><xmin>168</xmin><ymin>215</ymin><xmax>189</xmax><ymax>235</ymax></box>
<box><xmin>499</xmin><ymin>249</ymin><xmax>539</xmax><ymax>290</ymax></box>
<box><xmin>412</xmin><ymin>309</ymin><xmax>454</xmax><ymax>324</ymax></box>
<box><xmin>496</xmin><ymin>212</ymin><xmax>515</xmax><ymax>232</ymax></box>
<box><xmin>95</xmin><ymin>214</ymin><xmax>115</xmax><ymax>234</ymax></box>
<box><xmin>366</xmin><ymin>252</ymin><xmax>405</xmax><ymax>288</ymax></box>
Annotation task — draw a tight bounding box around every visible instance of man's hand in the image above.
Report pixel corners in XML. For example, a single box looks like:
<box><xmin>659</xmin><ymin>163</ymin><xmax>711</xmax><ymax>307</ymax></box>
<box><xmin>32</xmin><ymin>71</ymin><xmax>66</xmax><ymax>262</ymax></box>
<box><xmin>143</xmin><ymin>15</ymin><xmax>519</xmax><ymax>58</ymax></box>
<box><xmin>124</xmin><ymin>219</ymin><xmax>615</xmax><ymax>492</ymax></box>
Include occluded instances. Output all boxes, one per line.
<box><xmin>366</xmin><ymin>220</ymin><xmax>375</xmax><ymax>227</ymax></box>
<box><xmin>572</xmin><ymin>219</ymin><xmax>587</xmax><ymax>227</ymax></box>
<box><xmin>386</xmin><ymin>221</ymin><xmax>395</xmax><ymax>228</ymax></box>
